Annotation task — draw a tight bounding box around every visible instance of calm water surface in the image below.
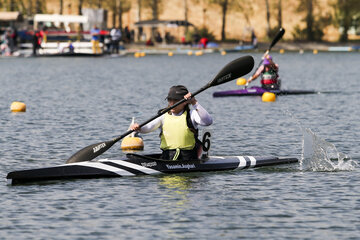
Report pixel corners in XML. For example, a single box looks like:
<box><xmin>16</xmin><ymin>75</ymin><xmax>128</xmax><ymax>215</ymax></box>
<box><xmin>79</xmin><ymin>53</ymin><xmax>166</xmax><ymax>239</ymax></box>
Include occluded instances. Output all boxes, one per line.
<box><xmin>1</xmin><ymin>52</ymin><xmax>359</xmax><ymax>239</ymax></box>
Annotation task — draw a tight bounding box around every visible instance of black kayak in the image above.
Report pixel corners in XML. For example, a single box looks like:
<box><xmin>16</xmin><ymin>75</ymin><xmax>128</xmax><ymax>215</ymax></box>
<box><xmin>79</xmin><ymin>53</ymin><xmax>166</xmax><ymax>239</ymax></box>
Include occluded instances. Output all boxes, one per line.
<box><xmin>6</xmin><ymin>154</ymin><xmax>298</xmax><ymax>185</ymax></box>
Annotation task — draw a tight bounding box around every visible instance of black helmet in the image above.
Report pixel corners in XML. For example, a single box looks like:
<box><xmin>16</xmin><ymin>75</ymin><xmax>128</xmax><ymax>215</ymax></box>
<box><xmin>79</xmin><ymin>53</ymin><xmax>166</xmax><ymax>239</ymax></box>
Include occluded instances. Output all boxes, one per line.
<box><xmin>166</xmin><ymin>85</ymin><xmax>189</xmax><ymax>100</ymax></box>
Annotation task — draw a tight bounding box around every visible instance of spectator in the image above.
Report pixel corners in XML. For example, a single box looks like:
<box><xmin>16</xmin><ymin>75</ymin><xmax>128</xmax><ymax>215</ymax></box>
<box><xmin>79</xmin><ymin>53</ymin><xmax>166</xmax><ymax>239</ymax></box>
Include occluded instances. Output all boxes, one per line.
<box><xmin>199</xmin><ymin>37</ymin><xmax>209</xmax><ymax>49</ymax></box>
<box><xmin>90</xmin><ymin>25</ymin><xmax>101</xmax><ymax>54</ymax></box>
<box><xmin>110</xmin><ymin>26</ymin><xmax>122</xmax><ymax>54</ymax></box>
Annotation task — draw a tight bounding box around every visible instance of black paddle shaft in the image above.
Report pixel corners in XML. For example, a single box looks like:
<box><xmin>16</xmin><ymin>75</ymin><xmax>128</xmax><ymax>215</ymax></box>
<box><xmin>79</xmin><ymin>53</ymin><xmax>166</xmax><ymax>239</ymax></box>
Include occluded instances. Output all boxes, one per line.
<box><xmin>66</xmin><ymin>55</ymin><xmax>254</xmax><ymax>163</ymax></box>
<box><xmin>252</xmin><ymin>28</ymin><xmax>285</xmax><ymax>74</ymax></box>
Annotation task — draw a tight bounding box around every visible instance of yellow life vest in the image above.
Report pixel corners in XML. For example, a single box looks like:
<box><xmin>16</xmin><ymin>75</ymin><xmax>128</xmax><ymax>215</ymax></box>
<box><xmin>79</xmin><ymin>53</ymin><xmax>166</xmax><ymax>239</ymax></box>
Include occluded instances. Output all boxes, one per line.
<box><xmin>160</xmin><ymin>111</ymin><xmax>196</xmax><ymax>150</ymax></box>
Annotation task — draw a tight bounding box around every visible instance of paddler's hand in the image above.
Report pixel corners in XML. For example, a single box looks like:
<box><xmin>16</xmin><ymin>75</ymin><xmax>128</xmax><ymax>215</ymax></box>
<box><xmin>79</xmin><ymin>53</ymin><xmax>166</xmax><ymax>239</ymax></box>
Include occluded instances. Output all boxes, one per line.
<box><xmin>184</xmin><ymin>92</ymin><xmax>197</xmax><ymax>105</ymax></box>
<box><xmin>261</xmin><ymin>50</ymin><xmax>269</xmax><ymax>60</ymax></box>
<box><xmin>130</xmin><ymin>123</ymin><xmax>140</xmax><ymax>131</ymax></box>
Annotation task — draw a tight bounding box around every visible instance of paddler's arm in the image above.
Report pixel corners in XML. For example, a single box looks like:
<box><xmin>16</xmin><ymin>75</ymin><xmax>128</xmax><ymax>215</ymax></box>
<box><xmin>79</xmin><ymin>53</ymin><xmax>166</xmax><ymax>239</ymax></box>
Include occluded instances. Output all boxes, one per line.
<box><xmin>247</xmin><ymin>65</ymin><xmax>264</xmax><ymax>84</ymax></box>
<box><xmin>130</xmin><ymin>116</ymin><xmax>163</xmax><ymax>133</ymax></box>
<box><xmin>184</xmin><ymin>93</ymin><xmax>213</xmax><ymax>127</ymax></box>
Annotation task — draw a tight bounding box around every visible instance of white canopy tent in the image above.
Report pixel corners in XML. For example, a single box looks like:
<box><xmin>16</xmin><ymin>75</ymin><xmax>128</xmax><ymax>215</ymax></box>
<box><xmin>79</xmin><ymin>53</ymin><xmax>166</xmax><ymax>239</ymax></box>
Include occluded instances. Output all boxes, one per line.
<box><xmin>33</xmin><ymin>14</ymin><xmax>88</xmax><ymax>31</ymax></box>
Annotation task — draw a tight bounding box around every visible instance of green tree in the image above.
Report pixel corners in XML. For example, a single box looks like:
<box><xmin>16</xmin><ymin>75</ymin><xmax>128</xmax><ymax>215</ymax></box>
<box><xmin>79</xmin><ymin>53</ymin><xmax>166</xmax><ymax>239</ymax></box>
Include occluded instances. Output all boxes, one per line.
<box><xmin>142</xmin><ymin>0</ymin><xmax>163</xmax><ymax>41</ymax></box>
<box><xmin>59</xmin><ymin>0</ymin><xmax>63</xmax><ymax>14</ymax></box>
<box><xmin>27</xmin><ymin>0</ymin><xmax>33</xmax><ymax>16</ymax></box>
<box><xmin>100</xmin><ymin>0</ymin><xmax>131</xmax><ymax>29</ymax></box>
<box><xmin>209</xmin><ymin>0</ymin><xmax>241</xmax><ymax>41</ymax></box>
<box><xmin>183</xmin><ymin>0</ymin><xmax>189</xmax><ymax>33</ymax></box>
<box><xmin>77</xmin><ymin>0</ymin><xmax>84</xmax><ymax>15</ymax></box>
<box><xmin>293</xmin><ymin>0</ymin><xmax>330</xmax><ymax>41</ymax></box>
<box><xmin>265</xmin><ymin>0</ymin><xmax>271</xmax><ymax>38</ymax></box>
<box><xmin>143</xmin><ymin>0</ymin><xmax>163</xmax><ymax>20</ymax></box>
<box><xmin>35</xmin><ymin>0</ymin><xmax>45</xmax><ymax>14</ymax></box>
<box><xmin>277</xmin><ymin>0</ymin><xmax>282</xmax><ymax>29</ymax></box>
<box><xmin>332</xmin><ymin>0</ymin><xmax>360</xmax><ymax>42</ymax></box>
<box><xmin>136</xmin><ymin>0</ymin><xmax>142</xmax><ymax>21</ymax></box>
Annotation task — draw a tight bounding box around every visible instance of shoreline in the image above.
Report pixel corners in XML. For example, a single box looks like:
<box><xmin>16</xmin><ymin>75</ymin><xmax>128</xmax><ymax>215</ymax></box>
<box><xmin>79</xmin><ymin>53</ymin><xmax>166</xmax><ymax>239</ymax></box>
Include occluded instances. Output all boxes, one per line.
<box><xmin>3</xmin><ymin>40</ymin><xmax>359</xmax><ymax>58</ymax></box>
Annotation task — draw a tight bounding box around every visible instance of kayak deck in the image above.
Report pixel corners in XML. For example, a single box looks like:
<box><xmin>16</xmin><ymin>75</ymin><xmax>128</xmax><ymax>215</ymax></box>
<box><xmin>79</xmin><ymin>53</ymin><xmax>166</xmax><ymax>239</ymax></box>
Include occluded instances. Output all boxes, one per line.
<box><xmin>6</xmin><ymin>154</ymin><xmax>298</xmax><ymax>185</ymax></box>
<box><xmin>213</xmin><ymin>86</ymin><xmax>319</xmax><ymax>97</ymax></box>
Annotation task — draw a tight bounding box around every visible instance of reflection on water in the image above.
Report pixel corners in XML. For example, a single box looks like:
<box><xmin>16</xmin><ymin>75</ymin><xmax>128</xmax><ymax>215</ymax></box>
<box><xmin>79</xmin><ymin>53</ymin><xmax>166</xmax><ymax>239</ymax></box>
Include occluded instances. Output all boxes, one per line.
<box><xmin>301</xmin><ymin>128</ymin><xmax>358</xmax><ymax>171</ymax></box>
<box><xmin>158</xmin><ymin>175</ymin><xmax>194</xmax><ymax>208</ymax></box>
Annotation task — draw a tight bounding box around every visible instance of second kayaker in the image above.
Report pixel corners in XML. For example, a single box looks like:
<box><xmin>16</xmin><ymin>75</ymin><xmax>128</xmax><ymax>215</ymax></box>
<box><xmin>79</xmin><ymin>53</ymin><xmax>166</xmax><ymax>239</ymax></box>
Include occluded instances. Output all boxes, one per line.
<box><xmin>130</xmin><ymin>85</ymin><xmax>213</xmax><ymax>161</ymax></box>
<box><xmin>247</xmin><ymin>54</ymin><xmax>280</xmax><ymax>90</ymax></box>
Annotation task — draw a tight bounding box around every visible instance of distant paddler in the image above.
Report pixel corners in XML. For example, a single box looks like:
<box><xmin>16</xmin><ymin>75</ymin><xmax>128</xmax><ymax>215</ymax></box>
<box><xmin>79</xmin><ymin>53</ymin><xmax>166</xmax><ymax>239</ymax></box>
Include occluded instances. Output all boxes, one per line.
<box><xmin>130</xmin><ymin>85</ymin><xmax>213</xmax><ymax>161</ymax></box>
<box><xmin>246</xmin><ymin>28</ymin><xmax>285</xmax><ymax>90</ymax></box>
<box><xmin>247</xmin><ymin>54</ymin><xmax>281</xmax><ymax>90</ymax></box>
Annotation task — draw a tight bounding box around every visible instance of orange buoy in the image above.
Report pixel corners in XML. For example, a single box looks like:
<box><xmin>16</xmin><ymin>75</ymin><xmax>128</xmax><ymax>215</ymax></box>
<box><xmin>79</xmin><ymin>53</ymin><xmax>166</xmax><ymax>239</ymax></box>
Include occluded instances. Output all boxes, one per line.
<box><xmin>10</xmin><ymin>101</ymin><xmax>26</xmax><ymax>112</ymax></box>
<box><xmin>262</xmin><ymin>92</ymin><xmax>276</xmax><ymax>102</ymax></box>
<box><xmin>236</xmin><ymin>78</ymin><xmax>247</xmax><ymax>86</ymax></box>
<box><xmin>121</xmin><ymin>136</ymin><xmax>144</xmax><ymax>151</ymax></box>
<box><xmin>195</xmin><ymin>51</ymin><xmax>203</xmax><ymax>56</ymax></box>
<box><xmin>121</xmin><ymin>117</ymin><xmax>144</xmax><ymax>151</ymax></box>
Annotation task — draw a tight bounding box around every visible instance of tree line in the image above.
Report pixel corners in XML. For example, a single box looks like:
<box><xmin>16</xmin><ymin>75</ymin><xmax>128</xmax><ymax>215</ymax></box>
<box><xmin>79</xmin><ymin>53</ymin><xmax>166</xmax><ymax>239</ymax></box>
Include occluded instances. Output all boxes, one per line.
<box><xmin>1</xmin><ymin>0</ymin><xmax>359</xmax><ymax>42</ymax></box>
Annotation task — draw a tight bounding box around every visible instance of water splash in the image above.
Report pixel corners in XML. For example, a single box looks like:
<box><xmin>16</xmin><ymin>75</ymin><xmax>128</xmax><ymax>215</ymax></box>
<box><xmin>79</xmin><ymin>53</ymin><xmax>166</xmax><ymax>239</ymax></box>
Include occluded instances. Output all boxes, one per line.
<box><xmin>301</xmin><ymin>128</ymin><xmax>357</xmax><ymax>171</ymax></box>
<box><xmin>282</xmin><ymin>108</ymin><xmax>357</xmax><ymax>172</ymax></box>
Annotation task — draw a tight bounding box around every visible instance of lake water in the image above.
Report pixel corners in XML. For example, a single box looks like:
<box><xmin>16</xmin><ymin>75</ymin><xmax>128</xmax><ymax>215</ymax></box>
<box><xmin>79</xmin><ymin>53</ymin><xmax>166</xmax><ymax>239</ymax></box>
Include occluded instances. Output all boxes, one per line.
<box><xmin>1</xmin><ymin>52</ymin><xmax>359</xmax><ymax>239</ymax></box>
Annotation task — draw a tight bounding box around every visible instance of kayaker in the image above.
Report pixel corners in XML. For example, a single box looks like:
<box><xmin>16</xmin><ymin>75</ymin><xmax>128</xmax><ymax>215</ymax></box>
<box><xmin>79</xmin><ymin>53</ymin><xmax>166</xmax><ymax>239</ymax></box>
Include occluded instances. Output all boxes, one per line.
<box><xmin>130</xmin><ymin>85</ymin><xmax>213</xmax><ymax>161</ymax></box>
<box><xmin>247</xmin><ymin>54</ymin><xmax>280</xmax><ymax>90</ymax></box>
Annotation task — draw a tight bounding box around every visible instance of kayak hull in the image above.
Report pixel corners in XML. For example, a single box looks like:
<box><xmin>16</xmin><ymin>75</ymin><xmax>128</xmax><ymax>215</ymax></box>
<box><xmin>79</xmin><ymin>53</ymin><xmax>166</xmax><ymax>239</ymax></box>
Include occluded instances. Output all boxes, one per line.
<box><xmin>37</xmin><ymin>52</ymin><xmax>105</xmax><ymax>57</ymax></box>
<box><xmin>213</xmin><ymin>86</ymin><xmax>319</xmax><ymax>97</ymax></box>
<box><xmin>6</xmin><ymin>154</ymin><xmax>298</xmax><ymax>185</ymax></box>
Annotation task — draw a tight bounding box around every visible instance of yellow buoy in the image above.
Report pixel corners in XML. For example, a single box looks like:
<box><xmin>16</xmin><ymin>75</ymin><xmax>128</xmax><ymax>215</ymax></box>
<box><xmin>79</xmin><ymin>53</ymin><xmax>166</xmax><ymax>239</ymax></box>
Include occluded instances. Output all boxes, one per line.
<box><xmin>262</xmin><ymin>92</ymin><xmax>276</xmax><ymax>102</ymax></box>
<box><xmin>121</xmin><ymin>117</ymin><xmax>144</xmax><ymax>151</ymax></box>
<box><xmin>221</xmin><ymin>50</ymin><xmax>227</xmax><ymax>55</ymax></box>
<box><xmin>134</xmin><ymin>52</ymin><xmax>141</xmax><ymax>58</ymax></box>
<box><xmin>121</xmin><ymin>136</ymin><xmax>144</xmax><ymax>151</ymax></box>
<box><xmin>313</xmin><ymin>49</ymin><xmax>318</xmax><ymax>54</ymax></box>
<box><xmin>168</xmin><ymin>51</ymin><xmax>173</xmax><ymax>56</ymax></box>
<box><xmin>10</xmin><ymin>101</ymin><xmax>26</xmax><ymax>112</ymax></box>
<box><xmin>236</xmin><ymin>78</ymin><xmax>247</xmax><ymax>86</ymax></box>
<box><xmin>140</xmin><ymin>52</ymin><xmax>146</xmax><ymax>57</ymax></box>
<box><xmin>187</xmin><ymin>51</ymin><xmax>193</xmax><ymax>56</ymax></box>
<box><xmin>279</xmin><ymin>49</ymin><xmax>285</xmax><ymax>54</ymax></box>
<box><xmin>195</xmin><ymin>51</ymin><xmax>203</xmax><ymax>56</ymax></box>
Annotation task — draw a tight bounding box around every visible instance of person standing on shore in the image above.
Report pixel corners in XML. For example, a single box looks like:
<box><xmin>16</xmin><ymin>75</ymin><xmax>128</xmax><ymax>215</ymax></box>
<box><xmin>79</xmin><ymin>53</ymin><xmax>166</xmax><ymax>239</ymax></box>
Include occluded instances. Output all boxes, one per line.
<box><xmin>110</xmin><ymin>26</ymin><xmax>122</xmax><ymax>54</ymax></box>
<box><xmin>32</xmin><ymin>30</ymin><xmax>42</xmax><ymax>56</ymax></box>
<box><xmin>90</xmin><ymin>25</ymin><xmax>101</xmax><ymax>54</ymax></box>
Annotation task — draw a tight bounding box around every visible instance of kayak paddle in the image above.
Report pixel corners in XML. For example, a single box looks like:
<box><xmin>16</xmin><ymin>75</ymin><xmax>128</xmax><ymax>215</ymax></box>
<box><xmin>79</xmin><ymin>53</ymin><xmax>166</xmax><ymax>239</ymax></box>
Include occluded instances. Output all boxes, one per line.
<box><xmin>66</xmin><ymin>55</ymin><xmax>254</xmax><ymax>164</ymax></box>
<box><xmin>246</xmin><ymin>28</ymin><xmax>285</xmax><ymax>88</ymax></box>
<box><xmin>263</xmin><ymin>27</ymin><xmax>285</xmax><ymax>60</ymax></box>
